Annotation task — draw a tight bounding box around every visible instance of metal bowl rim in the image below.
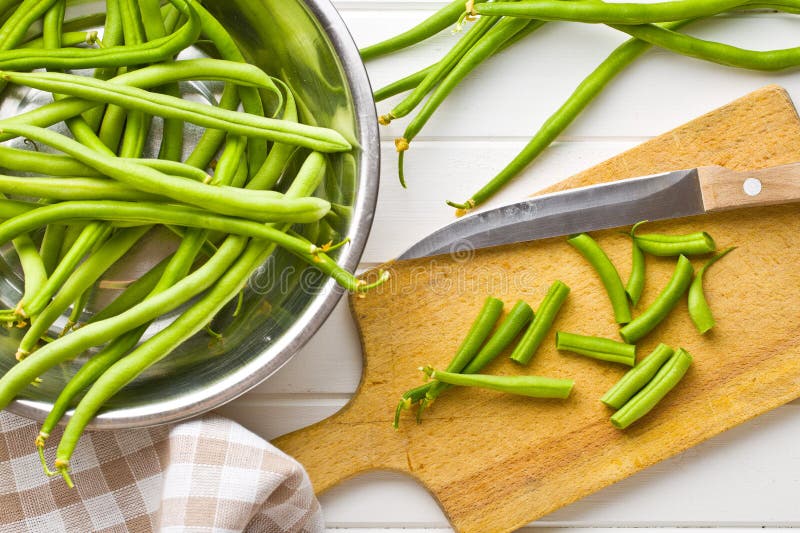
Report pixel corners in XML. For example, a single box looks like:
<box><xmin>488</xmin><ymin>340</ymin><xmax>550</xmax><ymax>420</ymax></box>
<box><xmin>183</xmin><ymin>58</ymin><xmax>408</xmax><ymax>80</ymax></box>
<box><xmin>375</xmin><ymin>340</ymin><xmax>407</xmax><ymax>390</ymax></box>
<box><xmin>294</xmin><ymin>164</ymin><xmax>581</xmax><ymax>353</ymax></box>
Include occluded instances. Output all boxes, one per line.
<box><xmin>6</xmin><ymin>0</ymin><xmax>379</xmax><ymax>429</ymax></box>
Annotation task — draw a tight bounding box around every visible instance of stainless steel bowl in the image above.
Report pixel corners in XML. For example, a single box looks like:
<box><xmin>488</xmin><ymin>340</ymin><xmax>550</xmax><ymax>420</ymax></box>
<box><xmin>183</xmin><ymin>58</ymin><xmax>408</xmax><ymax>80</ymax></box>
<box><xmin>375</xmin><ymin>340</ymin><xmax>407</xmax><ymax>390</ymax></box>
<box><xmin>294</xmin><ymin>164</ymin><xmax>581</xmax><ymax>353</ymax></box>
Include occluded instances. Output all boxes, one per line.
<box><xmin>1</xmin><ymin>0</ymin><xmax>378</xmax><ymax>428</ymax></box>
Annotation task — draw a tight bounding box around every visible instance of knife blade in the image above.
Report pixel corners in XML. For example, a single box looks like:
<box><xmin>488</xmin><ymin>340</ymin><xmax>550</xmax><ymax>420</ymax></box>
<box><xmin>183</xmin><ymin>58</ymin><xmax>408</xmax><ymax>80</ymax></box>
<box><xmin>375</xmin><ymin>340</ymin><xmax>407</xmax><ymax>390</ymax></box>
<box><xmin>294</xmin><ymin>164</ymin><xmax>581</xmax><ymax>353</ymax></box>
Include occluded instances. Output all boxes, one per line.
<box><xmin>398</xmin><ymin>162</ymin><xmax>800</xmax><ymax>260</ymax></box>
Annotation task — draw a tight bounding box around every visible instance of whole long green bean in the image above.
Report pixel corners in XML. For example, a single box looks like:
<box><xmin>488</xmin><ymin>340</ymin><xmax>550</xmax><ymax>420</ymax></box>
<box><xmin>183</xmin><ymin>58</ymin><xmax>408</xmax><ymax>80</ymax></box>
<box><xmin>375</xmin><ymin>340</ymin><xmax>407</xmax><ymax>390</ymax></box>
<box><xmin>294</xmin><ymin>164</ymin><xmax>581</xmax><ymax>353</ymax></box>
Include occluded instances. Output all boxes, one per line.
<box><xmin>0</xmin><ymin>124</ymin><xmax>330</xmax><ymax>223</ymax></box>
<box><xmin>1</xmin><ymin>71</ymin><xmax>350</xmax><ymax>152</ymax></box>
<box><xmin>0</xmin><ymin>201</ymin><xmax>366</xmax><ymax>291</ymax></box>
<box><xmin>475</xmin><ymin>0</ymin><xmax>746</xmax><ymax>23</ymax></box>
<box><xmin>447</xmin><ymin>20</ymin><xmax>689</xmax><ymax>212</ymax></box>
<box><xmin>609</xmin><ymin>14</ymin><xmax>800</xmax><ymax>71</ymax></box>
<box><xmin>0</xmin><ymin>176</ymin><xmax>165</xmax><ymax>202</ymax></box>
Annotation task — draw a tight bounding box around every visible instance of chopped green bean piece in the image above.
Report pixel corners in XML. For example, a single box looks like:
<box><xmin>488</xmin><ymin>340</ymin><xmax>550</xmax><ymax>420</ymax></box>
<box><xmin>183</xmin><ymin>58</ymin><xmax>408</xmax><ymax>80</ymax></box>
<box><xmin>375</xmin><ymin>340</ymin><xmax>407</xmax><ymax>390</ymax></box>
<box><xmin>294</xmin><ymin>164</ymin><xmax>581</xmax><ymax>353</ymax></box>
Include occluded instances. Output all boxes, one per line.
<box><xmin>510</xmin><ymin>280</ymin><xmax>569</xmax><ymax>365</ymax></box>
<box><xmin>688</xmin><ymin>247</ymin><xmax>735</xmax><ymax>334</ymax></box>
<box><xmin>601</xmin><ymin>343</ymin><xmax>674</xmax><ymax>409</ymax></box>
<box><xmin>556</xmin><ymin>331</ymin><xmax>636</xmax><ymax>367</ymax></box>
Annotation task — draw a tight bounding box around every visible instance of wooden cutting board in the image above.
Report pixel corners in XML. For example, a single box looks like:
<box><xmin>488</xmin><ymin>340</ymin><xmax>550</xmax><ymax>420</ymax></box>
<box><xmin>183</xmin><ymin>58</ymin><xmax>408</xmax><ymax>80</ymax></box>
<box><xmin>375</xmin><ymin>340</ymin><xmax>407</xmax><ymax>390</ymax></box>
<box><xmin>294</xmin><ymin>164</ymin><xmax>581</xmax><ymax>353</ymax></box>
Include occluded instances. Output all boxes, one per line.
<box><xmin>274</xmin><ymin>85</ymin><xmax>800</xmax><ymax>533</ymax></box>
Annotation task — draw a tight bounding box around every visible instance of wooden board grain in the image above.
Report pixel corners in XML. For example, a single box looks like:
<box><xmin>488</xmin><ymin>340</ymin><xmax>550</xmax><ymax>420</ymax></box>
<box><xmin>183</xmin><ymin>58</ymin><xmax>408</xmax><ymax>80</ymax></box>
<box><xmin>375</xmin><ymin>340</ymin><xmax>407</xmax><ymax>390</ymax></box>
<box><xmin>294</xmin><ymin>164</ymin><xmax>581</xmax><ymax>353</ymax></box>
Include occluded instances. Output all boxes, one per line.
<box><xmin>274</xmin><ymin>85</ymin><xmax>800</xmax><ymax>533</ymax></box>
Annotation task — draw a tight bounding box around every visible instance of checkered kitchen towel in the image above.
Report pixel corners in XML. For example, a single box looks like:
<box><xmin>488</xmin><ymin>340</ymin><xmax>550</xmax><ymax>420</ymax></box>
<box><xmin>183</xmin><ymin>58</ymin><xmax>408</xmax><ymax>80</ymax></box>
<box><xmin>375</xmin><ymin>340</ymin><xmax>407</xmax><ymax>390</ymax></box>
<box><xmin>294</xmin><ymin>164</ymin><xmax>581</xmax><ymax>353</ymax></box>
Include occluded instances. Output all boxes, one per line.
<box><xmin>0</xmin><ymin>412</ymin><xmax>323</xmax><ymax>532</ymax></box>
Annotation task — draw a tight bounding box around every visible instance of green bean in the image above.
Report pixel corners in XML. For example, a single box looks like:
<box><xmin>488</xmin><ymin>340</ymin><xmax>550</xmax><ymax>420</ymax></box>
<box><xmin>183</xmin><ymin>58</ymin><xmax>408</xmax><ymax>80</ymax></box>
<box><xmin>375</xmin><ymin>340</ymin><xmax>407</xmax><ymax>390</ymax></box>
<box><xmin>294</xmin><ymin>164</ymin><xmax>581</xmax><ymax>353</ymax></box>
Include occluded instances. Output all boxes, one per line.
<box><xmin>22</xmin><ymin>222</ymin><xmax>112</xmax><ymax>318</ymax></box>
<box><xmin>421</xmin><ymin>366</ymin><xmax>574</xmax><ymax>399</ymax></box>
<box><xmin>0</xmin><ymin>124</ymin><xmax>329</xmax><ymax>223</ymax></box>
<box><xmin>66</xmin><ymin>282</ymin><xmax>94</xmax><ymax>332</ymax></box>
<box><xmin>139</xmin><ymin>0</ymin><xmax>166</xmax><ymax>40</ymax></box>
<box><xmin>619</xmin><ymin>255</ymin><xmax>694</xmax><ymax>344</ymax></box>
<box><xmin>122</xmin><ymin>157</ymin><xmax>209</xmax><ymax>182</ymax></box>
<box><xmin>12</xmin><ymin>234</ymin><xmax>47</xmax><ymax>314</ymax></box>
<box><xmin>1</xmin><ymin>71</ymin><xmax>350</xmax><ymax>152</ymax></box>
<box><xmin>246</xmin><ymin>82</ymin><xmax>299</xmax><ymax>191</ymax></box>
<box><xmin>0</xmin><ymin>58</ymin><xmax>278</xmax><ymax>146</ymax></box>
<box><xmin>447</xmin><ymin>20</ymin><xmax>689</xmax><ymax>212</ymax></box>
<box><xmin>609</xmin><ymin>13</ymin><xmax>800</xmax><ymax>71</ymax></box>
<box><xmin>420</xmin><ymin>300</ymin><xmax>534</xmax><ymax>415</ymax></box>
<box><xmin>0</xmin><ymin>198</ymin><xmax>35</xmax><ymax>218</ymax></box>
<box><xmin>374</xmin><ymin>64</ymin><xmax>435</xmax><ymax>102</ymax></box>
<box><xmin>601</xmin><ymin>343</ymin><xmax>674</xmax><ymax>409</ymax></box>
<box><xmin>360</xmin><ymin>0</ymin><xmax>469</xmax><ymax>61</ymax></box>
<box><xmin>0</xmin><ymin>176</ymin><xmax>165</xmax><ymax>202</ymax></box>
<box><xmin>16</xmin><ymin>226</ymin><xmax>150</xmax><ymax>358</ymax></box>
<box><xmin>509</xmin><ymin>280</ymin><xmax>569</xmax><ymax>365</ymax></box>
<box><xmin>475</xmin><ymin>0</ymin><xmax>746</xmax><ymax>24</ymax></box>
<box><xmin>210</xmin><ymin>135</ymin><xmax>246</xmax><ymax>186</ymax></box>
<box><xmin>610</xmin><ymin>348</ymin><xmax>692</xmax><ymax>429</ymax></box>
<box><xmin>20</xmin><ymin>30</ymin><xmax>98</xmax><ymax>49</ymax></box>
<box><xmin>688</xmin><ymin>247</ymin><xmax>735</xmax><ymax>334</ymax></box>
<box><xmin>556</xmin><ymin>332</ymin><xmax>636</xmax><ymax>366</ymax></box>
<box><xmin>381</xmin><ymin>14</ymin><xmax>499</xmax><ymax>125</ymax></box>
<box><xmin>117</xmin><ymin>0</ymin><xmax>150</xmax><ymax>161</ymax></box>
<box><xmin>632</xmin><ymin>226</ymin><xmax>716</xmax><ymax>256</ymax></box>
<box><xmin>397</xmin><ymin>18</ymin><xmax>544</xmax><ymax>186</ymax></box>
<box><xmin>0</xmin><ymin>145</ymin><xmax>97</xmax><ymax>176</ymax></box>
<box><xmin>39</xmin><ymin>224</ymin><xmax>65</xmax><ymax>275</ymax></box>
<box><xmin>567</xmin><ymin>233</ymin><xmax>631</xmax><ymax>324</ymax></box>
<box><xmin>0</xmin><ymin>0</ymin><xmax>200</xmax><ymax>70</ymax></box>
<box><xmin>82</xmin><ymin>0</ymin><xmax>122</xmax><ymax>130</ymax></box>
<box><xmin>421</xmin><ymin>296</ymin><xmax>504</xmax><ymax>409</ymax></box>
<box><xmin>626</xmin><ymin>222</ymin><xmax>647</xmax><ymax>307</ymax></box>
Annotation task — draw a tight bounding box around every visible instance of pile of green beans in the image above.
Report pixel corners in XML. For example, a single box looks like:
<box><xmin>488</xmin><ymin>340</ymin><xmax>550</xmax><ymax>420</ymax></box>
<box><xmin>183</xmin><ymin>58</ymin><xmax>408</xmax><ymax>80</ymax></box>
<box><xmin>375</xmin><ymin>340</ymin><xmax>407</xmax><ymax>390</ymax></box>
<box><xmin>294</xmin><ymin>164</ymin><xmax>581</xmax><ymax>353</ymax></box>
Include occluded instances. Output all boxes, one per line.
<box><xmin>0</xmin><ymin>0</ymin><xmax>386</xmax><ymax>487</ymax></box>
<box><xmin>394</xmin><ymin>224</ymin><xmax>733</xmax><ymax>430</ymax></box>
<box><xmin>362</xmin><ymin>0</ymin><xmax>800</xmax><ymax>212</ymax></box>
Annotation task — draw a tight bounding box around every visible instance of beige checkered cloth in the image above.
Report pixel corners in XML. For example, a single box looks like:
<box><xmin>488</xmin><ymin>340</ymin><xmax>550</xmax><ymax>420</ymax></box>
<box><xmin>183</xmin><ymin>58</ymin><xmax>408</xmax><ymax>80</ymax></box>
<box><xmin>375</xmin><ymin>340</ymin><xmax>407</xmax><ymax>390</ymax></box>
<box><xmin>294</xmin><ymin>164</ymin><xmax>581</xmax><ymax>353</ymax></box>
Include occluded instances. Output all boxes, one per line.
<box><xmin>0</xmin><ymin>412</ymin><xmax>323</xmax><ymax>532</ymax></box>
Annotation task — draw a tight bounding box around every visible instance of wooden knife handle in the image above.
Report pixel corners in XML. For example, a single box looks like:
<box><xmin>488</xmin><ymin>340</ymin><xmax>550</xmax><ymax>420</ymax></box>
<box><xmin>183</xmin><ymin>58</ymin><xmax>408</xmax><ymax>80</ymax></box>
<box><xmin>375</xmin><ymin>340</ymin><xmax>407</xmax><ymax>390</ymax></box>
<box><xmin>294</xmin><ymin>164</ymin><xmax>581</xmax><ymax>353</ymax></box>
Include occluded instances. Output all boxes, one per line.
<box><xmin>698</xmin><ymin>162</ymin><xmax>800</xmax><ymax>212</ymax></box>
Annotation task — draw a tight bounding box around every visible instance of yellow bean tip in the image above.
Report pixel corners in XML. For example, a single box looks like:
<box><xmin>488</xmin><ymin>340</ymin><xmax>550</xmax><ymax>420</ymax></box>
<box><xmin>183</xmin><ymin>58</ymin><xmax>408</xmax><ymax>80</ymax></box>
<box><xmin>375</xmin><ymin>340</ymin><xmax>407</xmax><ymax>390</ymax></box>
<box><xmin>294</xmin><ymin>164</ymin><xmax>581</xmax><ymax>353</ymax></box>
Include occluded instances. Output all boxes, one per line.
<box><xmin>378</xmin><ymin>114</ymin><xmax>393</xmax><ymax>126</ymax></box>
<box><xmin>394</xmin><ymin>137</ymin><xmax>409</xmax><ymax>152</ymax></box>
<box><xmin>15</xmin><ymin>349</ymin><xmax>29</xmax><ymax>361</ymax></box>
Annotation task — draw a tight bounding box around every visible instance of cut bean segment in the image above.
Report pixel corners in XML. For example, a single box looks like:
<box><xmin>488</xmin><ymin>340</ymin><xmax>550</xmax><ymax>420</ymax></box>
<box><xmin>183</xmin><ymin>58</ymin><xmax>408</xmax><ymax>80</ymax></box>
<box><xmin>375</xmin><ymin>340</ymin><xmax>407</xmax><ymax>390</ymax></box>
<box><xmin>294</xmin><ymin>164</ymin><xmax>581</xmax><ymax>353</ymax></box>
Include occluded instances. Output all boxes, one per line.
<box><xmin>419</xmin><ymin>299</ymin><xmax>534</xmax><ymax>418</ymax></box>
<box><xmin>421</xmin><ymin>366</ymin><xmax>574</xmax><ymax>399</ymax></box>
<box><xmin>625</xmin><ymin>221</ymin><xmax>647</xmax><ymax>306</ymax></box>
<box><xmin>688</xmin><ymin>247</ymin><xmax>735</xmax><ymax>334</ymax></box>
<box><xmin>610</xmin><ymin>348</ymin><xmax>692</xmax><ymax>429</ymax></box>
<box><xmin>632</xmin><ymin>226</ymin><xmax>716</xmax><ymax>257</ymax></box>
<box><xmin>567</xmin><ymin>233</ymin><xmax>631</xmax><ymax>324</ymax></box>
<box><xmin>601</xmin><ymin>343</ymin><xmax>674</xmax><ymax>409</ymax></box>
<box><xmin>619</xmin><ymin>255</ymin><xmax>694</xmax><ymax>344</ymax></box>
<box><xmin>510</xmin><ymin>280</ymin><xmax>569</xmax><ymax>365</ymax></box>
<box><xmin>556</xmin><ymin>332</ymin><xmax>636</xmax><ymax>367</ymax></box>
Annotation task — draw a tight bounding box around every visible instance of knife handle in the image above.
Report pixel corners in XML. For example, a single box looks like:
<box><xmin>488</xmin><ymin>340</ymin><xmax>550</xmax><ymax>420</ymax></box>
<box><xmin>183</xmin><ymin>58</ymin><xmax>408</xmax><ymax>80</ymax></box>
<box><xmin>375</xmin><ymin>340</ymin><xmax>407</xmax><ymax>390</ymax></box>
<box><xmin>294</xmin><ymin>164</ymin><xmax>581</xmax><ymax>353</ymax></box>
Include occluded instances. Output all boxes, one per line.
<box><xmin>698</xmin><ymin>163</ymin><xmax>800</xmax><ymax>212</ymax></box>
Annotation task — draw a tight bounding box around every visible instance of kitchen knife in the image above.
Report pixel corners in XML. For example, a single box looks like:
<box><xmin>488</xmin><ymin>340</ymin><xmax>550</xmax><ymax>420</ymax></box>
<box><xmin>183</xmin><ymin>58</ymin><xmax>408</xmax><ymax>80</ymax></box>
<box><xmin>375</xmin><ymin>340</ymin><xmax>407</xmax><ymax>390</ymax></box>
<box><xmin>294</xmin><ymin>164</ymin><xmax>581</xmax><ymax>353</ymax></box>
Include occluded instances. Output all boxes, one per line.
<box><xmin>399</xmin><ymin>163</ymin><xmax>800</xmax><ymax>260</ymax></box>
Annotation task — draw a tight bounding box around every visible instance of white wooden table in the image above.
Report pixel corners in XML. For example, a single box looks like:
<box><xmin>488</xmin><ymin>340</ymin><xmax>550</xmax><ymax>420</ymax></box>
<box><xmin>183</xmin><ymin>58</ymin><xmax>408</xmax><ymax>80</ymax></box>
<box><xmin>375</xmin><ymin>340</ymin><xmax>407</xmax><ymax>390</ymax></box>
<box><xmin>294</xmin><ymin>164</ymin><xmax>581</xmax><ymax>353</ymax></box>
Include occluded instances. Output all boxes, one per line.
<box><xmin>217</xmin><ymin>2</ymin><xmax>800</xmax><ymax>531</ymax></box>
